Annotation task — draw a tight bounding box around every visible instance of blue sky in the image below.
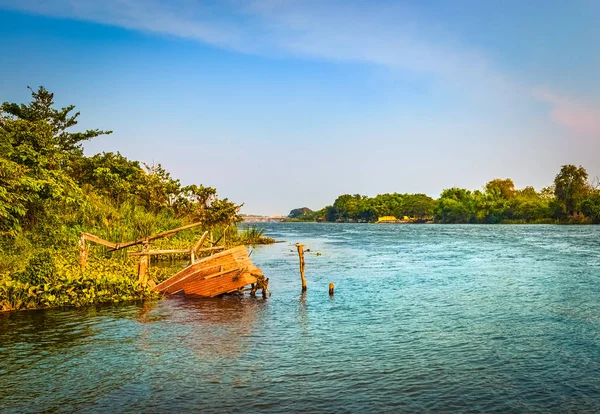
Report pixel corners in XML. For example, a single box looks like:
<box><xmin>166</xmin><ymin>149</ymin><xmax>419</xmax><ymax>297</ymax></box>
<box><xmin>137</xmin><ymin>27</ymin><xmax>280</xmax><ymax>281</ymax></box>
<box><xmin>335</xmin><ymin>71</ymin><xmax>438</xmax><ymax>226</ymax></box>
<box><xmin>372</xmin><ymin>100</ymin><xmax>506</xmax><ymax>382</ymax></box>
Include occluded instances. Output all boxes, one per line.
<box><xmin>1</xmin><ymin>0</ymin><xmax>599</xmax><ymax>215</ymax></box>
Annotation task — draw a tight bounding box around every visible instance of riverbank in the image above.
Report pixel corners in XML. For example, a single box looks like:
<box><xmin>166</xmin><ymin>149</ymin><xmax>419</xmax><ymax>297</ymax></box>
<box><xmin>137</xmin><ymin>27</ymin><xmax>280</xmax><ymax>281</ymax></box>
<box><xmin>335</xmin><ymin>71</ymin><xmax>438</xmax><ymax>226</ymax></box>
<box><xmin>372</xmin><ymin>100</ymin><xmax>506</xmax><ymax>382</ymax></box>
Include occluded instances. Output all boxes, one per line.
<box><xmin>0</xmin><ymin>225</ymin><xmax>274</xmax><ymax>312</ymax></box>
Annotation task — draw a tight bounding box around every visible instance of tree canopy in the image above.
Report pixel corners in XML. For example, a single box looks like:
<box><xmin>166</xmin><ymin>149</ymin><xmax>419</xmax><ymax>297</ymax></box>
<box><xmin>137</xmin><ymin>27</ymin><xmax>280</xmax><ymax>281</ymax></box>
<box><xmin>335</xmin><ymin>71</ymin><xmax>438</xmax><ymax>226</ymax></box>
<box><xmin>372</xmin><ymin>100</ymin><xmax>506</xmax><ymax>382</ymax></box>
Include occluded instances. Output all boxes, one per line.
<box><xmin>293</xmin><ymin>165</ymin><xmax>600</xmax><ymax>224</ymax></box>
<box><xmin>0</xmin><ymin>86</ymin><xmax>241</xmax><ymax>243</ymax></box>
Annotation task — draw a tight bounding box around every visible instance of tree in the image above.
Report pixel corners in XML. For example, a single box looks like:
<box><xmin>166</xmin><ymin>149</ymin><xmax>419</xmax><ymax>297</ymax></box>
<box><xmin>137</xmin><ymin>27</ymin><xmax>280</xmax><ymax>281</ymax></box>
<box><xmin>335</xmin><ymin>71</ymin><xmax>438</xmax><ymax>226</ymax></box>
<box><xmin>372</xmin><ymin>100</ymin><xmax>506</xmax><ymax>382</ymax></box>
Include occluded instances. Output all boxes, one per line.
<box><xmin>554</xmin><ymin>165</ymin><xmax>590</xmax><ymax>215</ymax></box>
<box><xmin>324</xmin><ymin>206</ymin><xmax>337</xmax><ymax>222</ymax></box>
<box><xmin>0</xmin><ymin>117</ymin><xmax>82</xmax><ymax>233</ymax></box>
<box><xmin>288</xmin><ymin>207</ymin><xmax>313</xmax><ymax>219</ymax></box>
<box><xmin>580</xmin><ymin>193</ymin><xmax>600</xmax><ymax>223</ymax></box>
<box><xmin>485</xmin><ymin>178</ymin><xmax>516</xmax><ymax>199</ymax></box>
<box><xmin>2</xmin><ymin>86</ymin><xmax>111</xmax><ymax>154</ymax></box>
<box><xmin>434</xmin><ymin>188</ymin><xmax>474</xmax><ymax>223</ymax></box>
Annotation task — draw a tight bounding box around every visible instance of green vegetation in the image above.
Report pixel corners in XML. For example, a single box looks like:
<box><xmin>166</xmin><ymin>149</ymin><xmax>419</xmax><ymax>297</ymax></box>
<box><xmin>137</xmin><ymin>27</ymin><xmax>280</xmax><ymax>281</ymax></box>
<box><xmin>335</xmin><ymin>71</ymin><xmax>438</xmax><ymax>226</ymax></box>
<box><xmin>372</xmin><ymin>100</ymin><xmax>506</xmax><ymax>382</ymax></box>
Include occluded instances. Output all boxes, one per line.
<box><xmin>289</xmin><ymin>166</ymin><xmax>600</xmax><ymax>224</ymax></box>
<box><xmin>288</xmin><ymin>207</ymin><xmax>314</xmax><ymax>220</ymax></box>
<box><xmin>1</xmin><ymin>252</ymin><xmax>158</xmax><ymax>311</ymax></box>
<box><xmin>0</xmin><ymin>86</ymin><xmax>270</xmax><ymax>311</ymax></box>
<box><xmin>288</xmin><ymin>193</ymin><xmax>436</xmax><ymax>223</ymax></box>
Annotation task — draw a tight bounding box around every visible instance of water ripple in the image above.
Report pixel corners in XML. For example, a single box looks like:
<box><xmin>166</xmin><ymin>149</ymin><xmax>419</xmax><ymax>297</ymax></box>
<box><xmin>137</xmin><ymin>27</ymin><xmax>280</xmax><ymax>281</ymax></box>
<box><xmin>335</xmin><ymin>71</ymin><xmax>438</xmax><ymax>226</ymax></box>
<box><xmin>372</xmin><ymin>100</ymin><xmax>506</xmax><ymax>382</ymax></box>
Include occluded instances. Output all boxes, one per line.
<box><xmin>1</xmin><ymin>224</ymin><xmax>599</xmax><ymax>412</ymax></box>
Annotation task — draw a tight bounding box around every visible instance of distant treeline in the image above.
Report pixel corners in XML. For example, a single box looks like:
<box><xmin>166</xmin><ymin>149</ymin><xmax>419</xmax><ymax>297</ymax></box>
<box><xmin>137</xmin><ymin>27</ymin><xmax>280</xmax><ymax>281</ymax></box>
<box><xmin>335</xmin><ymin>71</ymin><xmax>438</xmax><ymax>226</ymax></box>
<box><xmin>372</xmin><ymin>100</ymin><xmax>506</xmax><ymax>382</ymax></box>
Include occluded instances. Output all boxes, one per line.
<box><xmin>288</xmin><ymin>166</ymin><xmax>600</xmax><ymax>224</ymax></box>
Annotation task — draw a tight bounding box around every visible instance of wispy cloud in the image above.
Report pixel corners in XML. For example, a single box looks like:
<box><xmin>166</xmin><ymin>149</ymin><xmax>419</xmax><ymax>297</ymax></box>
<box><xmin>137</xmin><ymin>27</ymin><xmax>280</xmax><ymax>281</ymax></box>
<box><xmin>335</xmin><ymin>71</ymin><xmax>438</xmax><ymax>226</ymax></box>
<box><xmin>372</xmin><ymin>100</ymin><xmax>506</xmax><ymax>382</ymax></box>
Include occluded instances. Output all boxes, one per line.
<box><xmin>536</xmin><ymin>89</ymin><xmax>600</xmax><ymax>138</ymax></box>
<box><xmin>0</xmin><ymin>0</ymin><xmax>592</xmax><ymax>136</ymax></box>
<box><xmin>0</xmin><ymin>0</ymin><xmax>500</xmax><ymax>78</ymax></box>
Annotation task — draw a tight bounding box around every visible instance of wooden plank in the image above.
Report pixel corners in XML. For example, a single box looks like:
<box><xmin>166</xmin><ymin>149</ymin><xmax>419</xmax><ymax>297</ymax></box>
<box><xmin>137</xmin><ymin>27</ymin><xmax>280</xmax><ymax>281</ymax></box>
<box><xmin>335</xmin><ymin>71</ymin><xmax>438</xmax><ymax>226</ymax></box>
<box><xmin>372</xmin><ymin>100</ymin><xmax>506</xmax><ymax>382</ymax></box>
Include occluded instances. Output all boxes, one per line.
<box><xmin>129</xmin><ymin>246</ymin><xmax>225</xmax><ymax>256</ymax></box>
<box><xmin>108</xmin><ymin>222</ymin><xmax>203</xmax><ymax>251</ymax></box>
<box><xmin>155</xmin><ymin>246</ymin><xmax>252</xmax><ymax>294</ymax></box>
<box><xmin>183</xmin><ymin>270</ymin><xmax>257</xmax><ymax>297</ymax></box>
<box><xmin>197</xmin><ymin>246</ymin><xmax>225</xmax><ymax>253</ymax></box>
<box><xmin>193</xmin><ymin>231</ymin><xmax>209</xmax><ymax>253</ymax></box>
<box><xmin>81</xmin><ymin>232</ymin><xmax>117</xmax><ymax>249</ymax></box>
<box><xmin>203</xmin><ymin>267</ymin><xmax>242</xmax><ymax>280</ymax></box>
<box><xmin>129</xmin><ymin>249</ymin><xmax>191</xmax><ymax>256</ymax></box>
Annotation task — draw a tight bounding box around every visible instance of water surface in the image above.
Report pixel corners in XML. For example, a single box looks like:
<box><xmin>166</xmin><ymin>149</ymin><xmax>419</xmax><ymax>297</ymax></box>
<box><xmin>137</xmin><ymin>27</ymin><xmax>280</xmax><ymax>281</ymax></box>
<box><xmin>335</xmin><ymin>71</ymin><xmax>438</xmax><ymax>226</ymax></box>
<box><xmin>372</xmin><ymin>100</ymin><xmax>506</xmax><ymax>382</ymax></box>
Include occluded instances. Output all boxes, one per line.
<box><xmin>1</xmin><ymin>224</ymin><xmax>599</xmax><ymax>412</ymax></box>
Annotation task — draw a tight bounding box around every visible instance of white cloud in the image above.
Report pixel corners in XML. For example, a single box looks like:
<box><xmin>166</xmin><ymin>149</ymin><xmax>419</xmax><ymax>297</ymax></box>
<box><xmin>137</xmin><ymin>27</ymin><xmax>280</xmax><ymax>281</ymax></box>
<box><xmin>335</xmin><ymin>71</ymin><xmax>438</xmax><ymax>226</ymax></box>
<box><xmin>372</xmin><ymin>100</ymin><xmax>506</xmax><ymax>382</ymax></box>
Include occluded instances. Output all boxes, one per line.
<box><xmin>0</xmin><ymin>0</ymin><xmax>593</xmax><ymax>139</ymax></box>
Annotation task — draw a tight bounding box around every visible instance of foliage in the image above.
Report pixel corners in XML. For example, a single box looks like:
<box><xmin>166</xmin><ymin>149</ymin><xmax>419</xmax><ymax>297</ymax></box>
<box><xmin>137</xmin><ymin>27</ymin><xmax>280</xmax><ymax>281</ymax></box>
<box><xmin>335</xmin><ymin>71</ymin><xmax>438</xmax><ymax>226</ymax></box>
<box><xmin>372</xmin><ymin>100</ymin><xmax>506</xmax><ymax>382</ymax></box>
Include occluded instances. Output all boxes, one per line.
<box><xmin>288</xmin><ymin>207</ymin><xmax>314</xmax><ymax>219</ymax></box>
<box><xmin>0</xmin><ymin>86</ymin><xmax>246</xmax><ymax>311</ymax></box>
<box><xmin>301</xmin><ymin>165</ymin><xmax>597</xmax><ymax>225</ymax></box>
<box><xmin>554</xmin><ymin>164</ymin><xmax>589</xmax><ymax>216</ymax></box>
<box><xmin>13</xmin><ymin>252</ymin><xmax>56</xmax><ymax>285</ymax></box>
<box><xmin>0</xmin><ymin>251</ymin><xmax>159</xmax><ymax>312</ymax></box>
<box><xmin>313</xmin><ymin>193</ymin><xmax>436</xmax><ymax>223</ymax></box>
<box><xmin>580</xmin><ymin>193</ymin><xmax>600</xmax><ymax>223</ymax></box>
<box><xmin>237</xmin><ymin>226</ymin><xmax>275</xmax><ymax>245</ymax></box>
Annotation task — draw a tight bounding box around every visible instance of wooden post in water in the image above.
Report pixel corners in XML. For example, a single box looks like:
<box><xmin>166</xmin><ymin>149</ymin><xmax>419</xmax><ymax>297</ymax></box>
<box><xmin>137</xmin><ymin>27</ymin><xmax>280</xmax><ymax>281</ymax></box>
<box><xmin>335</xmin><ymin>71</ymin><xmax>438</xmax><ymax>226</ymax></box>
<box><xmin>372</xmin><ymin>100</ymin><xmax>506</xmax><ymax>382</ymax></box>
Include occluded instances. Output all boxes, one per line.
<box><xmin>78</xmin><ymin>233</ymin><xmax>89</xmax><ymax>271</ymax></box>
<box><xmin>296</xmin><ymin>243</ymin><xmax>307</xmax><ymax>292</ymax></box>
<box><xmin>329</xmin><ymin>283</ymin><xmax>335</xmax><ymax>296</ymax></box>
<box><xmin>138</xmin><ymin>240</ymin><xmax>149</xmax><ymax>287</ymax></box>
<box><xmin>262</xmin><ymin>278</ymin><xmax>270</xmax><ymax>298</ymax></box>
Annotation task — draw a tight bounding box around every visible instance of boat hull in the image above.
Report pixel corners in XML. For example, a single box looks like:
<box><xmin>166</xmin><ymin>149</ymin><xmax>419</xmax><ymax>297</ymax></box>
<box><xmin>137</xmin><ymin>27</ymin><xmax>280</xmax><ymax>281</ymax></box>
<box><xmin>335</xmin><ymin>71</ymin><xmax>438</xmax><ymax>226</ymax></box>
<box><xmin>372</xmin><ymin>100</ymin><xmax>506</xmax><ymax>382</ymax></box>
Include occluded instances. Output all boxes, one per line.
<box><xmin>154</xmin><ymin>246</ymin><xmax>262</xmax><ymax>297</ymax></box>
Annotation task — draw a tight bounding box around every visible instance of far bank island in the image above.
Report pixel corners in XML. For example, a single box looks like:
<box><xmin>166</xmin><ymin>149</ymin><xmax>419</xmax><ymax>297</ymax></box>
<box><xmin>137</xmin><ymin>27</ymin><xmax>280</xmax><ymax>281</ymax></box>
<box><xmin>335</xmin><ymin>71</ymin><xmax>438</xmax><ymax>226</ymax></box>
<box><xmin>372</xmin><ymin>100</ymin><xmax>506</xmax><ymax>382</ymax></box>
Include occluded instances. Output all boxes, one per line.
<box><xmin>285</xmin><ymin>166</ymin><xmax>600</xmax><ymax>225</ymax></box>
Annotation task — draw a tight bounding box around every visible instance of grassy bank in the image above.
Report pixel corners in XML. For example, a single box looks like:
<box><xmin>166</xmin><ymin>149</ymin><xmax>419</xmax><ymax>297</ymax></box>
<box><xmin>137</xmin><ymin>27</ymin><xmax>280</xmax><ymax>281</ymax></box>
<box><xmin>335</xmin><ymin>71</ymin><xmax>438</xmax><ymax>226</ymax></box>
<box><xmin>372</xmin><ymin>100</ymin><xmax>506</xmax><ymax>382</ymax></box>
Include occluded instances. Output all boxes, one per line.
<box><xmin>0</xmin><ymin>87</ymin><xmax>273</xmax><ymax>312</ymax></box>
<box><xmin>0</xmin><ymin>224</ymin><xmax>274</xmax><ymax>312</ymax></box>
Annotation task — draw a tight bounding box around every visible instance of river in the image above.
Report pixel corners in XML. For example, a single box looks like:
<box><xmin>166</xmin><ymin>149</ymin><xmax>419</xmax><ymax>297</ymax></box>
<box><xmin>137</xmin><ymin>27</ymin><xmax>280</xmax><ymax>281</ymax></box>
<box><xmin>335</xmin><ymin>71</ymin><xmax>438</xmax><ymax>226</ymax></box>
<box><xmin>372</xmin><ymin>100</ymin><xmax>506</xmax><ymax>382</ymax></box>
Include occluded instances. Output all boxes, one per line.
<box><xmin>1</xmin><ymin>223</ymin><xmax>599</xmax><ymax>412</ymax></box>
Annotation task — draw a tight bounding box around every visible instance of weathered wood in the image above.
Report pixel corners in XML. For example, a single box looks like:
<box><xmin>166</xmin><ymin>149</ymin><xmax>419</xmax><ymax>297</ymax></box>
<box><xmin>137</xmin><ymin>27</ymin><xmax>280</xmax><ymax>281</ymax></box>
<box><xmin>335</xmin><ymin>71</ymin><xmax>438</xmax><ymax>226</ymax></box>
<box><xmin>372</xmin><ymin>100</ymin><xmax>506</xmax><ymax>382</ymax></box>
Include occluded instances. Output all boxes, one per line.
<box><xmin>129</xmin><ymin>246</ymin><xmax>225</xmax><ymax>256</ymax></box>
<box><xmin>129</xmin><ymin>249</ymin><xmax>192</xmax><ymax>256</ymax></box>
<box><xmin>155</xmin><ymin>246</ymin><xmax>262</xmax><ymax>297</ymax></box>
<box><xmin>203</xmin><ymin>267</ymin><xmax>243</xmax><ymax>280</ymax></box>
<box><xmin>108</xmin><ymin>222</ymin><xmax>203</xmax><ymax>251</ymax></box>
<box><xmin>81</xmin><ymin>232</ymin><xmax>117</xmax><ymax>249</ymax></box>
<box><xmin>138</xmin><ymin>242</ymin><xmax>149</xmax><ymax>287</ymax></box>
<box><xmin>296</xmin><ymin>243</ymin><xmax>307</xmax><ymax>292</ymax></box>
<box><xmin>78</xmin><ymin>234</ymin><xmax>89</xmax><ymax>271</ymax></box>
<box><xmin>197</xmin><ymin>246</ymin><xmax>225</xmax><ymax>252</ymax></box>
<box><xmin>192</xmin><ymin>231</ymin><xmax>209</xmax><ymax>253</ymax></box>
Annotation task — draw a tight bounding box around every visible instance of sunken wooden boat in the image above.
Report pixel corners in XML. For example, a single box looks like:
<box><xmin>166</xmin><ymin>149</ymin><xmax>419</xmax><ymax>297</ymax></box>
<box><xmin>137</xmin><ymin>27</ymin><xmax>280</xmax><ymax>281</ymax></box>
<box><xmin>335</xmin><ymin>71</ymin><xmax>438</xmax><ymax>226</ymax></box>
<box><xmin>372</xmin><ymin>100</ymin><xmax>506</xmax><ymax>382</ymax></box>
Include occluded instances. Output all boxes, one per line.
<box><xmin>154</xmin><ymin>245</ymin><xmax>264</xmax><ymax>297</ymax></box>
<box><xmin>79</xmin><ymin>223</ymin><xmax>267</xmax><ymax>298</ymax></box>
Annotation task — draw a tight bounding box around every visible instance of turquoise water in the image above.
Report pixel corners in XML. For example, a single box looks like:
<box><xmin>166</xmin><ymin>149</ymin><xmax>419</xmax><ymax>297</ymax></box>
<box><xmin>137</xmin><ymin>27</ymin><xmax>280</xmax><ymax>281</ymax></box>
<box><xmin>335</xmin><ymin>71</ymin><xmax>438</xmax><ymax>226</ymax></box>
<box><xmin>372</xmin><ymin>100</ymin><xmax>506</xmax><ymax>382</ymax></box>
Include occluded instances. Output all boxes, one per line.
<box><xmin>1</xmin><ymin>224</ymin><xmax>599</xmax><ymax>412</ymax></box>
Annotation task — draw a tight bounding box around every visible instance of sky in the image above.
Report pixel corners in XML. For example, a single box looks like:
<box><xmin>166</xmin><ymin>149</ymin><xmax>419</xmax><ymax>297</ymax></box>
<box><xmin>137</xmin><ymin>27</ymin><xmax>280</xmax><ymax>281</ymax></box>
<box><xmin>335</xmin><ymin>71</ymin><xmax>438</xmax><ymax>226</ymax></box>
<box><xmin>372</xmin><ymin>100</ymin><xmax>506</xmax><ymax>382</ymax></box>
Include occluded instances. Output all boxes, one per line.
<box><xmin>0</xmin><ymin>0</ymin><xmax>599</xmax><ymax>215</ymax></box>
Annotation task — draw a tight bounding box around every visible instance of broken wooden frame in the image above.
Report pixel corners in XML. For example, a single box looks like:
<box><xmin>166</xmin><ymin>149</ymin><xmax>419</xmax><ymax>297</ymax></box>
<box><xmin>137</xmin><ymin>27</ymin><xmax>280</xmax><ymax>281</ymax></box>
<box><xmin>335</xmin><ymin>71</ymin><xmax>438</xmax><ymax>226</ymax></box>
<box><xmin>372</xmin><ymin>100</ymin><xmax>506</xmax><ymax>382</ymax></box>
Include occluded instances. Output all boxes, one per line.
<box><xmin>78</xmin><ymin>222</ymin><xmax>219</xmax><ymax>286</ymax></box>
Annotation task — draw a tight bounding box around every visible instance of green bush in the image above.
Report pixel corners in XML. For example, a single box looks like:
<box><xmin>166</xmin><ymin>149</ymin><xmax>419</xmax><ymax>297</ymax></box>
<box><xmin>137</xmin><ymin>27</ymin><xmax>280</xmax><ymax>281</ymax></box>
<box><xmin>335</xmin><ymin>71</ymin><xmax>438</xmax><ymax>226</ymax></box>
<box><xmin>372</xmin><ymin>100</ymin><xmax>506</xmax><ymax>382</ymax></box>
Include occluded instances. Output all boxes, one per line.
<box><xmin>14</xmin><ymin>252</ymin><xmax>56</xmax><ymax>285</ymax></box>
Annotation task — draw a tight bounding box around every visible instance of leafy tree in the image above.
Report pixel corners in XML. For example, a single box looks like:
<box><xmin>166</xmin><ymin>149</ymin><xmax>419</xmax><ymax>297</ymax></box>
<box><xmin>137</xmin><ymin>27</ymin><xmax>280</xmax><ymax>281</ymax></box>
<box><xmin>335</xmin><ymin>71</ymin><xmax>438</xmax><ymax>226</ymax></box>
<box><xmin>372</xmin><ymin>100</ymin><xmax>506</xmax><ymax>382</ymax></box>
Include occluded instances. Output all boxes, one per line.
<box><xmin>2</xmin><ymin>86</ymin><xmax>111</xmax><ymax>154</ymax></box>
<box><xmin>434</xmin><ymin>188</ymin><xmax>474</xmax><ymax>223</ymax></box>
<box><xmin>324</xmin><ymin>206</ymin><xmax>337</xmax><ymax>222</ymax></box>
<box><xmin>485</xmin><ymin>178</ymin><xmax>516</xmax><ymax>199</ymax></box>
<box><xmin>288</xmin><ymin>207</ymin><xmax>314</xmax><ymax>219</ymax></box>
<box><xmin>0</xmin><ymin>117</ymin><xmax>82</xmax><ymax>233</ymax></box>
<box><xmin>554</xmin><ymin>165</ymin><xmax>590</xmax><ymax>215</ymax></box>
<box><xmin>173</xmin><ymin>184</ymin><xmax>217</xmax><ymax>218</ymax></box>
<box><xmin>580</xmin><ymin>193</ymin><xmax>600</xmax><ymax>223</ymax></box>
<box><xmin>72</xmin><ymin>152</ymin><xmax>145</xmax><ymax>204</ymax></box>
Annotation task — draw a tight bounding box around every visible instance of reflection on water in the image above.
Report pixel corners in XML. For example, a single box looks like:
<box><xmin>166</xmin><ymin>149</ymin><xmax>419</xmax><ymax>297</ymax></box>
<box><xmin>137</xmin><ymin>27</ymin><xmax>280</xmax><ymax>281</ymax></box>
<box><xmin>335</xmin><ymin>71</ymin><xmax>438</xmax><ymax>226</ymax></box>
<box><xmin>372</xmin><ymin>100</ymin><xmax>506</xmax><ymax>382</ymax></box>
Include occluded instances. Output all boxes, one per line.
<box><xmin>1</xmin><ymin>224</ymin><xmax>600</xmax><ymax>412</ymax></box>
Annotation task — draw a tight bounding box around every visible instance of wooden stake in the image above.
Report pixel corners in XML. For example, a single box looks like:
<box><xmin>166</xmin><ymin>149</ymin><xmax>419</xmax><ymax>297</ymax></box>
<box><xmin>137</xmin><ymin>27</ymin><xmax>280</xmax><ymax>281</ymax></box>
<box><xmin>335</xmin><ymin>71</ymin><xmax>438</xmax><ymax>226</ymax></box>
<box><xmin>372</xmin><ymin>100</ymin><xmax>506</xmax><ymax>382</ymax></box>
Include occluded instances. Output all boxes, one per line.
<box><xmin>329</xmin><ymin>282</ymin><xmax>335</xmax><ymax>296</ymax></box>
<box><xmin>138</xmin><ymin>241</ymin><xmax>149</xmax><ymax>287</ymax></box>
<box><xmin>296</xmin><ymin>243</ymin><xmax>307</xmax><ymax>292</ymax></box>
<box><xmin>78</xmin><ymin>234</ymin><xmax>89</xmax><ymax>271</ymax></box>
<box><xmin>262</xmin><ymin>278</ymin><xmax>270</xmax><ymax>298</ymax></box>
